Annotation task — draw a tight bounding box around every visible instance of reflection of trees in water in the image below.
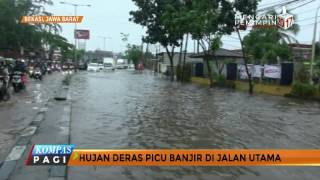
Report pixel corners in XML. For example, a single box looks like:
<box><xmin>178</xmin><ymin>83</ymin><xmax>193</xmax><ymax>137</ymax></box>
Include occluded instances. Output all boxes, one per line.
<box><xmin>126</xmin><ymin>81</ymin><xmax>234</xmax><ymax>149</ymax></box>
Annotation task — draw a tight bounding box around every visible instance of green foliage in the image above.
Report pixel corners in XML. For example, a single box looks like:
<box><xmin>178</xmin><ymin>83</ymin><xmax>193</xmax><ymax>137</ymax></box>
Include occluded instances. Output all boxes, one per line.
<box><xmin>214</xmin><ymin>75</ymin><xmax>226</xmax><ymax>84</ymax></box>
<box><xmin>0</xmin><ymin>0</ymin><xmax>72</xmax><ymax>59</ymax></box>
<box><xmin>243</xmin><ymin>29</ymin><xmax>293</xmax><ymax>64</ymax></box>
<box><xmin>75</xmin><ymin>49</ymin><xmax>85</xmax><ymax>62</ymax></box>
<box><xmin>291</xmin><ymin>82</ymin><xmax>316</xmax><ymax>98</ymax></box>
<box><xmin>213</xmin><ymin>75</ymin><xmax>236</xmax><ymax>89</ymax></box>
<box><xmin>176</xmin><ymin>63</ymin><xmax>192</xmax><ymax>82</ymax></box>
<box><xmin>316</xmin><ymin>42</ymin><xmax>320</xmax><ymax>57</ymax></box>
<box><xmin>130</xmin><ymin>0</ymin><xmax>186</xmax><ymax>80</ymax></box>
<box><xmin>295</xmin><ymin>65</ymin><xmax>310</xmax><ymax>84</ymax></box>
<box><xmin>125</xmin><ymin>44</ymin><xmax>142</xmax><ymax>68</ymax></box>
<box><xmin>176</xmin><ymin>64</ymin><xmax>182</xmax><ymax>81</ymax></box>
<box><xmin>130</xmin><ymin>0</ymin><xmax>184</xmax><ymax>47</ymax></box>
<box><xmin>243</xmin><ymin>10</ymin><xmax>299</xmax><ymax>64</ymax></box>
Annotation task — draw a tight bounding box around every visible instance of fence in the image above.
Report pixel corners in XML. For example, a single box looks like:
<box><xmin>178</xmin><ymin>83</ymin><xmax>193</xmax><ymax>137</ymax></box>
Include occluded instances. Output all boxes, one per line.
<box><xmin>226</xmin><ymin>63</ymin><xmax>294</xmax><ymax>86</ymax></box>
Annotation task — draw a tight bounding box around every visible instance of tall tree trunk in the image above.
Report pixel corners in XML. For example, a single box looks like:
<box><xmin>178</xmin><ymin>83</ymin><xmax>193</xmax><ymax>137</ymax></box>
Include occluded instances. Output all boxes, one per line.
<box><xmin>178</xmin><ymin>39</ymin><xmax>184</xmax><ymax>65</ymax></box>
<box><xmin>197</xmin><ymin>40</ymin><xmax>200</xmax><ymax>53</ymax></box>
<box><xmin>214</xmin><ymin>56</ymin><xmax>220</xmax><ymax>75</ymax></box>
<box><xmin>178</xmin><ymin>39</ymin><xmax>184</xmax><ymax>81</ymax></box>
<box><xmin>236</xmin><ymin>28</ymin><xmax>253</xmax><ymax>94</ymax></box>
<box><xmin>182</xmin><ymin>33</ymin><xmax>189</xmax><ymax>82</ymax></box>
<box><xmin>205</xmin><ymin>56</ymin><xmax>214</xmax><ymax>88</ymax></box>
<box><xmin>165</xmin><ymin>46</ymin><xmax>175</xmax><ymax>82</ymax></box>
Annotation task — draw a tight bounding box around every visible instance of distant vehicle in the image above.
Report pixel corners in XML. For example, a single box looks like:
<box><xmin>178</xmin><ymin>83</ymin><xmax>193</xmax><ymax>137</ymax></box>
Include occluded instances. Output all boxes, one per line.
<box><xmin>0</xmin><ymin>74</ymin><xmax>10</xmax><ymax>101</ymax></box>
<box><xmin>129</xmin><ymin>64</ymin><xmax>135</xmax><ymax>69</ymax></box>
<box><xmin>98</xmin><ymin>63</ymin><xmax>104</xmax><ymax>71</ymax></box>
<box><xmin>103</xmin><ymin>58</ymin><xmax>115</xmax><ymax>71</ymax></box>
<box><xmin>33</xmin><ymin>68</ymin><xmax>43</xmax><ymax>81</ymax></box>
<box><xmin>12</xmin><ymin>71</ymin><xmax>25</xmax><ymax>93</ymax></box>
<box><xmin>116</xmin><ymin>59</ymin><xmax>128</xmax><ymax>69</ymax></box>
<box><xmin>78</xmin><ymin>63</ymin><xmax>87</xmax><ymax>71</ymax></box>
<box><xmin>87</xmin><ymin>63</ymin><xmax>100</xmax><ymax>72</ymax></box>
<box><xmin>61</xmin><ymin>63</ymin><xmax>75</xmax><ymax>75</ymax></box>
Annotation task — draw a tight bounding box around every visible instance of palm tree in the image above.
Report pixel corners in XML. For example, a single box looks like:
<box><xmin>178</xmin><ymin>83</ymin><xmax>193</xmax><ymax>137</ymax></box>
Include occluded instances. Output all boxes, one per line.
<box><xmin>267</xmin><ymin>10</ymin><xmax>300</xmax><ymax>44</ymax></box>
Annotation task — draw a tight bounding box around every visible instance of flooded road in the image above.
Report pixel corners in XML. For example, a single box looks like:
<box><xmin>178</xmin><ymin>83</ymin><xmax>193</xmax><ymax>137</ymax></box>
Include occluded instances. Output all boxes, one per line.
<box><xmin>0</xmin><ymin>73</ymin><xmax>63</xmax><ymax>162</ymax></box>
<box><xmin>69</xmin><ymin>70</ymin><xmax>320</xmax><ymax>180</ymax></box>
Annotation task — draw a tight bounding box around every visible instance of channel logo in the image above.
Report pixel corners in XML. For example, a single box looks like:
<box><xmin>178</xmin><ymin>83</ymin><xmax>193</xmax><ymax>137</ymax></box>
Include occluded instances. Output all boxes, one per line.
<box><xmin>25</xmin><ymin>144</ymin><xmax>74</xmax><ymax>166</ymax></box>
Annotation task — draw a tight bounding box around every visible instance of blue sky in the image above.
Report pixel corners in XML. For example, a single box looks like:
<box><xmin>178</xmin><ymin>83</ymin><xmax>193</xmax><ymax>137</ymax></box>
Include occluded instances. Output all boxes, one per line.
<box><xmin>46</xmin><ymin>0</ymin><xmax>320</xmax><ymax>53</ymax></box>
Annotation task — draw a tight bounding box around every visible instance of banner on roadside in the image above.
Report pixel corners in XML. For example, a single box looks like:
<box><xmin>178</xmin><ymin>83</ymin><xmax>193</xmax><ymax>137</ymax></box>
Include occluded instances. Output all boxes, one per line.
<box><xmin>252</xmin><ymin>65</ymin><xmax>263</xmax><ymax>78</ymax></box>
<box><xmin>238</xmin><ymin>64</ymin><xmax>254</xmax><ymax>79</ymax></box>
<box><xmin>264</xmin><ymin>65</ymin><xmax>281</xmax><ymax>79</ymax></box>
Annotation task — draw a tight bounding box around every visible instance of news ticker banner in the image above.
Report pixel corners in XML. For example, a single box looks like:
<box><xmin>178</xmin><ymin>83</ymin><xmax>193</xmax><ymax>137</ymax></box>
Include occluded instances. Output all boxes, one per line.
<box><xmin>25</xmin><ymin>145</ymin><xmax>320</xmax><ymax>166</ymax></box>
<box><xmin>21</xmin><ymin>16</ymin><xmax>83</xmax><ymax>24</ymax></box>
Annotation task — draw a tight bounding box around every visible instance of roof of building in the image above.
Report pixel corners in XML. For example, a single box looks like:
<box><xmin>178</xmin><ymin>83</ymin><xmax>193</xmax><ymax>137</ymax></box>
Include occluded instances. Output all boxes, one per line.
<box><xmin>288</xmin><ymin>43</ymin><xmax>312</xmax><ymax>49</ymax></box>
<box><xmin>190</xmin><ymin>48</ymin><xmax>244</xmax><ymax>59</ymax></box>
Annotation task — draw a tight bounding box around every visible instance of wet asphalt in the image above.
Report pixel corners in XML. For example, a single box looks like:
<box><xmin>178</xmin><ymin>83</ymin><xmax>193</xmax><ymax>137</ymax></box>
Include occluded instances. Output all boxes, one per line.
<box><xmin>1</xmin><ymin>70</ymin><xmax>320</xmax><ymax>180</ymax></box>
<box><xmin>67</xmin><ymin>70</ymin><xmax>320</xmax><ymax>180</ymax></box>
<box><xmin>0</xmin><ymin>73</ymin><xmax>64</xmax><ymax>162</ymax></box>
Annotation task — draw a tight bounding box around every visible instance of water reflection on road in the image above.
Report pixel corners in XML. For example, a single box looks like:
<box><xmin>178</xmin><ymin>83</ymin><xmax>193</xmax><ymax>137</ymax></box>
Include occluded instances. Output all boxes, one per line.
<box><xmin>69</xmin><ymin>70</ymin><xmax>320</xmax><ymax>180</ymax></box>
<box><xmin>0</xmin><ymin>74</ymin><xmax>63</xmax><ymax>161</ymax></box>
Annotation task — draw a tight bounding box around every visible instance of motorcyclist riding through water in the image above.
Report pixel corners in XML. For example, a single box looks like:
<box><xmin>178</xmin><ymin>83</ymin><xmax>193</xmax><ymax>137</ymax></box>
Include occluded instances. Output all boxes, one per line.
<box><xmin>0</xmin><ymin>60</ymin><xmax>10</xmax><ymax>101</ymax></box>
<box><xmin>11</xmin><ymin>59</ymin><xmax>28</xmax><ymax>92</ymax></box>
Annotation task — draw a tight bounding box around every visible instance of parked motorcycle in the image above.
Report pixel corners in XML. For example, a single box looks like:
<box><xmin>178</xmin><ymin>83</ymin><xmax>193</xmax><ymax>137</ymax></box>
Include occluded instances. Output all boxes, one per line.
<box><xmin>0</xmin><ymin>75</ymin><xmax>10</xmax><ymax>101</ymax></box>
<box><xmin>12</xmin><ymin>71</ymin><xmax>25</xmax><ymax>93</ymax></box>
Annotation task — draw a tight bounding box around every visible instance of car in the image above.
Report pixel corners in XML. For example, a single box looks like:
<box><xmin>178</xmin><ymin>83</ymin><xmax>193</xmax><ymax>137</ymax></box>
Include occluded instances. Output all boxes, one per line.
<box><xmin>87</xmin><ymin>63</ymin><xmax>100</xmax><ymax>72</ymax></box>
<box><xmin>116</xmin><ymin>59</ymin><xmax>128</xmax><ymax>69</ymax></box>
<box><xmin>98</xmin><ymin>64</ymin><xmax>104</xmax><ymax>71</ymax></box>
<box><xmin>103</xmin><ymin>63</ymin><xmax>115</xmax><ymax>71</ymax></box>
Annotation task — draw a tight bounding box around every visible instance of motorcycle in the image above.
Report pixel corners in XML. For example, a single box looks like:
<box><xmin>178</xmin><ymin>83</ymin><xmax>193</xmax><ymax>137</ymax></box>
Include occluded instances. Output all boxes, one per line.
<box><xmin>47</xmin><ymin>67</ymin><xmax>52</xmax><ymax>74</ymax></box>
<box><xmin>34</xmin><ymin>69</ymin><xmax>42</xmax><ymax>81</ymax></box>
<box><xmin>0</xmin><ymin>75</ymin><xmax>10</xmax><ymax>101</ymax></box>
<box><xmin>27</xmin><ymin>66</ymin><xmax>34</xmax><ymax>78</ymax></box>
<box><xmin>12</xmin><ymin>71</ymin><xmax>25</xmax><ymax>93</ymax></box>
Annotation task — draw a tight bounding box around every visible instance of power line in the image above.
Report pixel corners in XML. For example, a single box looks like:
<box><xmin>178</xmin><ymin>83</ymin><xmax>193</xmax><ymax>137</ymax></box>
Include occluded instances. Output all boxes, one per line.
<box><xmin>258</xmin><ymin>0</ymin><xmax>293</xmax><ymax>9</ymax></box>
<box><xmin>300</xmin><ymin>20</ymin><xmax>320</xmax><ymax>26</ymax></box>
<box><xmin>296</xmin><ymin>15</ymin><xmax>320</xmax><ymax>22</ymax></box>
<box><xmin>288</xmin><ymin>0</ymin><xmax>316</xmax><ymax>11</ymax></box>
<box><xmin>257</xmin><ymin>0</ymin><xmax>302</xmax><ymax>12</ymax></box>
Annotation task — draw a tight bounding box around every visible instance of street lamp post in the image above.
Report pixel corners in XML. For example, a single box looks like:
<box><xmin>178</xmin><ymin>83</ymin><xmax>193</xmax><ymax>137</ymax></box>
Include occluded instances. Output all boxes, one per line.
<box><xmin>310</xmin><ymin>5</ymin><xmax>320</xmax><ymax>83</ymax></box>
<box><xmin>60</xmin><ymin>2</ymin><xmax>91</xmax><ymax>63</ymax></box>
<box><xmin>99</xmin><ymin>36</ymin><xmax>112</xmax><ymax>51</ymax></box>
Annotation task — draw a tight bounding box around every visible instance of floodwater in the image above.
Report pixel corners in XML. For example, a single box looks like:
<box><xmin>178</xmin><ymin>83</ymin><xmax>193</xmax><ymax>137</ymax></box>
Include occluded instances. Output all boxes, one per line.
<box><xmin>0</xmin><ymin>73</ymin><xmax>64</xmax><ymax>162</ymax></box>
<box><xmin>69</xmin><ymin>70</ymin><xmax>320</xmax><ymax>180</ymax></box>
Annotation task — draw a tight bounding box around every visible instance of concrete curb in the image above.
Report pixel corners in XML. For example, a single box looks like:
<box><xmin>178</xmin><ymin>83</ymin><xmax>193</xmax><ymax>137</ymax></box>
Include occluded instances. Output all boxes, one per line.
<box><xmin>0</xmin><ymin>107</ymin><xmax>47</xmax><ymax>180</ymax></box>
<box><xmin>0</xmin><ymin>76</ymin><xmax>73</xmax><ymax>180</ymax></box>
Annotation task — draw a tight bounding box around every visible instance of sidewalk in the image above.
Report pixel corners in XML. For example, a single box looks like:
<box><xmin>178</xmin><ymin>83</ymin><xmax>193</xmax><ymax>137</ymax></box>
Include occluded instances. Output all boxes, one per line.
<box><xmin>191</xmin><ymin>77</ymin><xmax>292</xmax><ymax>96</ymax></box>
<box><xmin>0</xmin><ymin>81</ymin><xmax>72</xmax><ymax>180</ymax></box>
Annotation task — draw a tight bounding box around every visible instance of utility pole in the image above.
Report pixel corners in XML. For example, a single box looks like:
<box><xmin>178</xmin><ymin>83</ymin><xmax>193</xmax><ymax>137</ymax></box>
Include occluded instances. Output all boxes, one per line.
<box><xmin>197</xmin><ymin>40</ymin><xmax>200</xmax><ymax>53</ymax></box>
<box><xmin>311</xmin><ymin>5</ymin><xmax>320</xmax><ymax>83</ymax></box>
<box><xmin>60</xmin><ymin>2</ymin><xmax>91</xmax><ymax>63</ymax></box>
<box><xmin>99</xmin><ymin>36</ymin><xmax>111</xmax><ymax>51</ymax></box>
<box><xmin>141</xmin><ymin>36</ymin><xmax>144</xmax><ymax>64</ymax></box>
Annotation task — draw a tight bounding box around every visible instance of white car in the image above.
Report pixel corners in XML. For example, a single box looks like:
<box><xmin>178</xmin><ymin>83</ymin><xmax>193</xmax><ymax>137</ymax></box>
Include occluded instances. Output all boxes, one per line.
<box><xmin>87</xmin><ymin>63</ymin><xmax>100</xmax><ymax>72</ymax></box>
<box><xmin>98</xmin><ymin>64</ymin><xmax>104</xmax><ymax>71</ymax></box>
<box><xmin>104</xmin><ymin>63</ymin><xmax>115</xmax><ymax>71</ymax></box>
